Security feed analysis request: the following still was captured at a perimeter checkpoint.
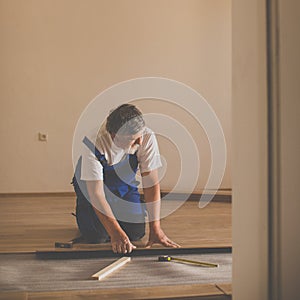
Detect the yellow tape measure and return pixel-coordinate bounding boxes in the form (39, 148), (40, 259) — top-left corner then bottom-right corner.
(158, 255), (218, 268)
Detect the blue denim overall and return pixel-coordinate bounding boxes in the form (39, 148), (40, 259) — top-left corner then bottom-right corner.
(72, 137), (146, 243)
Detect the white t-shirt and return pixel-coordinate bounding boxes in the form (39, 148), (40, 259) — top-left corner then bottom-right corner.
(80, 123), (162, 181)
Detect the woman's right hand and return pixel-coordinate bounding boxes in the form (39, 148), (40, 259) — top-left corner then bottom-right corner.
(110, 230), (136, 254)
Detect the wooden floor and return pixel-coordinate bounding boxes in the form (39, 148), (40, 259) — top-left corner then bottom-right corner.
(0, 195), (232, 299)
(0, 195), (231, 252)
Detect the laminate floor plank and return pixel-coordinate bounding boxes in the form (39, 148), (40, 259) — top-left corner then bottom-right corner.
(26, 284), (224, 300)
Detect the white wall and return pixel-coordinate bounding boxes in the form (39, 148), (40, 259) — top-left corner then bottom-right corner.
(0, 0), (231, 193)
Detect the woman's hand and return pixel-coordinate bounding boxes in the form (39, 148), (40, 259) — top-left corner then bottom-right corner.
(110, 230), (136, 254)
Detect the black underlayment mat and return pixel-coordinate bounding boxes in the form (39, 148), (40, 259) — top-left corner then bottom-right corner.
(0, 253), (231, 292)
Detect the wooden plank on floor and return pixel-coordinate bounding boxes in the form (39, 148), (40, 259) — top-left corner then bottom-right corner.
(216, 283), (232, 295)
(35, 246), (232, 259)
(91, 256), (131, 280)
(27, 284), (224, 300)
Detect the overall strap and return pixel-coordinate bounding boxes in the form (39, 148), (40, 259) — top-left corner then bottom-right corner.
(82, 136), (108, 167)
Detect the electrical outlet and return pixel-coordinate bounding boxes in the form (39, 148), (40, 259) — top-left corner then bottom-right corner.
(38, 132), (48, 142)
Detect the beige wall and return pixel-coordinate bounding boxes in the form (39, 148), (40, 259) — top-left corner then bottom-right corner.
(0, 0), (231, 193)
(278, 0), (300, 298)
(232, 0), (269, 299)
(233, 0), (300, 299)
